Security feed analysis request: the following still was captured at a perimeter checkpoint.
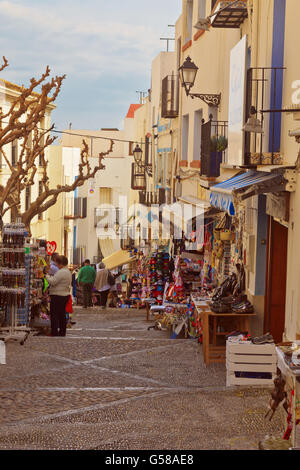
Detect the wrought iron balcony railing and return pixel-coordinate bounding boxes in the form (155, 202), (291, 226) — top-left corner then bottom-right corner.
(201, 117), (228, 178)
(210, 0), (248, 29)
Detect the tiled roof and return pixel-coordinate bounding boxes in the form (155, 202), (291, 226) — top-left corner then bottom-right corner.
(126, 103), (141, 118)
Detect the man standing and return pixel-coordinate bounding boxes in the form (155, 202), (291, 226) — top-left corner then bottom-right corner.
(78, 260), (96, 309)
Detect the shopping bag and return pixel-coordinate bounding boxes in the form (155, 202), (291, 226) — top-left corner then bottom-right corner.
(66, 295), (73, 314)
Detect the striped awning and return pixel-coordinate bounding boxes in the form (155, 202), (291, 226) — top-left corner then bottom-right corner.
(102, 250), (136, 270)
(210, 170), (287, 216)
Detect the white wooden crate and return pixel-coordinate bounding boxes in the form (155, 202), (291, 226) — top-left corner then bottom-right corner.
(226, 341), (277, 387)
(0, 340), (5, 365)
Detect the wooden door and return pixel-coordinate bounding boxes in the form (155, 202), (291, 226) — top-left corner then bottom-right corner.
(264, 218), (288, 343)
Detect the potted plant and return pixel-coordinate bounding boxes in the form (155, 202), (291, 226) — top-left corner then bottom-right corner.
(210, 135), (228, 177)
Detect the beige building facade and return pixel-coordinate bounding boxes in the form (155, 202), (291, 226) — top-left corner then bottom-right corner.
(0, 78), (65, 251)
(131, 0), (300, 341)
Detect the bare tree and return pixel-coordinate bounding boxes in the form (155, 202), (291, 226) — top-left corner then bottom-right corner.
(0, 57), (114, 232)
(21, 139), (113, 231)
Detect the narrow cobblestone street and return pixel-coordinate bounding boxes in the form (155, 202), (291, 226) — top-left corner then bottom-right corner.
(0, 308), (284, 450)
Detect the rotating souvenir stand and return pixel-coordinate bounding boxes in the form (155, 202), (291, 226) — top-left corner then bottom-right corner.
(0, 224), (31, 344)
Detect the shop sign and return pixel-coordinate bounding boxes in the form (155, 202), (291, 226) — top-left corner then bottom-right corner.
(228, 35), (248, 166)
(46, 241), (57, 255)
(266, 193), (290, 223)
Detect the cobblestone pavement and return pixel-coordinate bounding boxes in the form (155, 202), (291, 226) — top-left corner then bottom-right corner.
(0, 307), (284, 450)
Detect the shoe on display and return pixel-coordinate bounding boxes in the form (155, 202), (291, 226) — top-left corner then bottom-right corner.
(252, 333), (274, 345)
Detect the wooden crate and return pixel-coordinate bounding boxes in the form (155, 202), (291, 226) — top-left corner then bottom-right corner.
(0, 340), (5, 365)
(226, 341), (277, 387)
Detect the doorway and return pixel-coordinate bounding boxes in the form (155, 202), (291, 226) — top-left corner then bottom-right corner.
(264, 217), (288, 343)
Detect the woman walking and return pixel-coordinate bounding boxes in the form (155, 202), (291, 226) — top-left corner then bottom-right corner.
(47, 255), (72, 337)
(94, 262), (111, 309)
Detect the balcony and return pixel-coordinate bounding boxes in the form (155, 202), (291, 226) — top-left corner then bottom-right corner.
(211, 1), (248, 29)
(131, 162), (146, 191)
(200, 118), (228, 178)
(139, 191), (159, 206)
(64, 197), (87, 220)
(244, 67), (285, 166)
(161, 75), (179, 119)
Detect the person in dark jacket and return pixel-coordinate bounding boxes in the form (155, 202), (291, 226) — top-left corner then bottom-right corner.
(78, 260), (96, 308)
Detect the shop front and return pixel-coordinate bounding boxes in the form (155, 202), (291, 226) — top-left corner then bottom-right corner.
(209, 169), (295, 341)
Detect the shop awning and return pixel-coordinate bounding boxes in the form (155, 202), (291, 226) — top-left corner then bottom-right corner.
(99, 238), (119, 259)
(210, 170), (288, 216)
(178, 196), (211, 210)
(102, 250), (137, 270)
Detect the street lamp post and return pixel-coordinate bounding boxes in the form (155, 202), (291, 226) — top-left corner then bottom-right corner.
(133, 144), (152, 177)
(178, 56), (221, 107)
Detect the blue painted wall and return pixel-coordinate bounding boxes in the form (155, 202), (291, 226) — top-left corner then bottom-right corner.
(268, 0), (286, 153)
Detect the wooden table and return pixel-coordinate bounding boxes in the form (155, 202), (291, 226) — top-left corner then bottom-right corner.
(200, 310), (255, 366)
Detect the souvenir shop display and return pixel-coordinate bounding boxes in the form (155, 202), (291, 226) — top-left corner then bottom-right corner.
(29, 241), (51, 330)
(0, 223), (31, 344)
(0, 224), (53, 343)
(146, 251), (171, 305)
(129, 273), (143, 305)
(274, 342), (300, 448)
(210, 264), (253, 314)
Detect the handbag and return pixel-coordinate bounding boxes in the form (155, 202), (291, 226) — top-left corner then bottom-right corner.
(66, 295), (73, 314)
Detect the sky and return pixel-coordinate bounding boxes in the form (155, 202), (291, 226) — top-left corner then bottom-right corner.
(0, 0), (182, 131)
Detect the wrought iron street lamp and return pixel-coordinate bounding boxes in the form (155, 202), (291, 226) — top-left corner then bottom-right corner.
(133, 144), (143, 164)
(132, 144), (153, 177)
(179, 57), (221, 107)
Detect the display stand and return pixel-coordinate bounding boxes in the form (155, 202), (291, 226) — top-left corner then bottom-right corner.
(199, 308), (255, 366)
(276, 347), (300, 449)
(0, 224), (31, 345)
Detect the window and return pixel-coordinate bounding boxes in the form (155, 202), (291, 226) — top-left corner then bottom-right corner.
(39, 153), (43, 167)
(39, 128), (45, 166)
(156, 152), (172, 188)
(182, 115), (189, 161)
(25, 186), (31, 211)
(38, 181), (43, 220)
(82, 197), (87, 219)
(27, 132), (32, 151)
(166, 152), (172, 187)
(157, 154), (163, 186)
(145, 136), (150, 165)
(99, 187), (112, 205)
(129, 142), (134, 156)
(12, 140), (18, 167)
(193, 110), (203, 161)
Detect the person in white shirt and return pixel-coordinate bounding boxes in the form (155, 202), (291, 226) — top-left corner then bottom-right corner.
(94, 263), (112, 309)
(47, 255), (72, 337)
